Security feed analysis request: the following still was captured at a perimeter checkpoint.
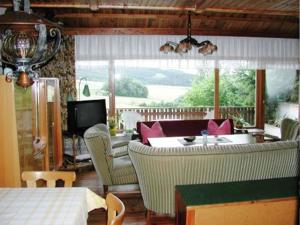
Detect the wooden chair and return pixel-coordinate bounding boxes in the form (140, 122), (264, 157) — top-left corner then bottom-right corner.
(21, 171), (76, 187)
(106, 193), (125, 225)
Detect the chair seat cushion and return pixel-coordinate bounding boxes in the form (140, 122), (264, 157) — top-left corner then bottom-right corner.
(112, 155), (136, 177)
(111, 155), (138, 184)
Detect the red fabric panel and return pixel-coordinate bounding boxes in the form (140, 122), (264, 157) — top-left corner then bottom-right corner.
(136, 119), (234, 141)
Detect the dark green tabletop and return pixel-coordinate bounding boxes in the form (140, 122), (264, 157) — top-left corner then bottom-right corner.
(176, 177), (298, 206)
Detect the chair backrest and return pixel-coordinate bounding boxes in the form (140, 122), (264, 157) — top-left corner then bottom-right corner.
(121, 111), (143, 131)
(106, 193), (125, 225)
(280, 118), (300, 141)
(21, 171), (76, 187)
(97, 123), (110, 135)
(84, 124), (114, 186)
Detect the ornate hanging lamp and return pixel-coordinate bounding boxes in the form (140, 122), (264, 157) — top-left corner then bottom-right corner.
(0, 0), (61, 88)
(160, 11), (217, 55)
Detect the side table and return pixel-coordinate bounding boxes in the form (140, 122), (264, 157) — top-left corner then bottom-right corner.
(63, 132), (92, 171)
(175, 177), (297, 225)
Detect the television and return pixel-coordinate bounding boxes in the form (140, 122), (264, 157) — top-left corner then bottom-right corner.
(67, 99), (107, 136)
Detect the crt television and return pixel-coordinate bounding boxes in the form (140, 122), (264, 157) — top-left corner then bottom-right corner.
(67, 99), (107, 136)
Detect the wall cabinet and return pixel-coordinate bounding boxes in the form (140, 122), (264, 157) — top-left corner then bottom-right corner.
(0, 76), (63, 187)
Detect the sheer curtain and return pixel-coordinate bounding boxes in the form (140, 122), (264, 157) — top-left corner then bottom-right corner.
(75, 35), (299, 69)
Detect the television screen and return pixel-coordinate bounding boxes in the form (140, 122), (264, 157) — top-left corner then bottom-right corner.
(67, 99), (107, 136)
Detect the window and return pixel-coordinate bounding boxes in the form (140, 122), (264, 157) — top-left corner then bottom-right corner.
(112, 59), (217, 120)
(114, 59), (204, 108)
(75, 60), (109, 105)
(219, 68), (256, 127)
(265, 69), (299, 137)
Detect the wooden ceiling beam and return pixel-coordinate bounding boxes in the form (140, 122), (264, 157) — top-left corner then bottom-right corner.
(54, 12), (298, 23)
(55, 13), (160, 19)
(204, 7), (298, 17)
(63, 27), (298, 38)
(0, 2), (297, 17)
(0, 2), (196, 11)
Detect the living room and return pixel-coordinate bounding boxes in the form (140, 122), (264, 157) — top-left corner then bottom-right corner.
(0, 1), (299, 225)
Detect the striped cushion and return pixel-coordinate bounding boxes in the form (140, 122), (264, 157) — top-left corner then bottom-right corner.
(128, 140), (299, 215)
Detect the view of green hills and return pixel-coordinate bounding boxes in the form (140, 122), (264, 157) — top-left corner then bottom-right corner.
(76, 65), (195, 86)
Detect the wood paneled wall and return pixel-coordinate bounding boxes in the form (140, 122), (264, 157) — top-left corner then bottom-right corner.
(0, 76), (21, 187)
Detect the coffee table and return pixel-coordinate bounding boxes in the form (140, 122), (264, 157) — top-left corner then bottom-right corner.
(148, 134), (257, 148)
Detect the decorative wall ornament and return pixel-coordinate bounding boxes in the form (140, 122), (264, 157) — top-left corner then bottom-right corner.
(0, 0), (61, 88)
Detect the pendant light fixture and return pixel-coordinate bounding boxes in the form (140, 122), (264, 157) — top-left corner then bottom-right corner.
(160, 11), (217, 55)
(0, 0), (61, 88)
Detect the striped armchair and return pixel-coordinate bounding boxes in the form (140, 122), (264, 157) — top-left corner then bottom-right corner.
(280, 118), (300, 141)
(84, 124), (138, 194)
(128, 140), (299, 215)
(95, 123), (129, 157)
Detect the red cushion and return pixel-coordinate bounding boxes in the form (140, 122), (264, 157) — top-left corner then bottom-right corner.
(208, 119), (231, 135)
(140, 121), (165, 144)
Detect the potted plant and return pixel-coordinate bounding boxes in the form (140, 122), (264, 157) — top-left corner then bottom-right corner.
(108, 117), (117, 136)
(230, 113), (249, 129)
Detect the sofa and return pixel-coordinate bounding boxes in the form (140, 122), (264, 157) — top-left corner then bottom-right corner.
(136, 119), (234, 141)
(128, 140), (299, 215)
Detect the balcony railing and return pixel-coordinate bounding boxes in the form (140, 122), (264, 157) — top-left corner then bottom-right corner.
(116, 106), (255, 125)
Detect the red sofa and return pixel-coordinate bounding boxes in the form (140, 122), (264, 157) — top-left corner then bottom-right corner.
(136, 119), (234, 141)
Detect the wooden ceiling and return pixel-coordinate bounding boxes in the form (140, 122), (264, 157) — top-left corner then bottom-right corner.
(0, 0), (299, 38)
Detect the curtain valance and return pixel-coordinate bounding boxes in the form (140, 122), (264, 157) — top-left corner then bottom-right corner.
(75, 35), (299, 69)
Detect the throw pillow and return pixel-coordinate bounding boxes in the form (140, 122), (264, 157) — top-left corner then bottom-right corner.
(207, 119), (231, 135)
(140, 121), (165, 144)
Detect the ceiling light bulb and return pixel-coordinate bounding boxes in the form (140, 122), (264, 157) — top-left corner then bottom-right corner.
(159, 43), (174, 53)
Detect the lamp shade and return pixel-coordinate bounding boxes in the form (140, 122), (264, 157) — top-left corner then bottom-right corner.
(82, 84), (90, 97)
(0, 0), (61, 88)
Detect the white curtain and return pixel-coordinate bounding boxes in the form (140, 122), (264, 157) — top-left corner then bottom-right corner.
(75, 35), (299, 69)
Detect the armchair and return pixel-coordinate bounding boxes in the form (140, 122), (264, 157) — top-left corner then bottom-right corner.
(96, 123), (129, 158)
(280, 118), (300, 141)
(84, 124), (138, 194)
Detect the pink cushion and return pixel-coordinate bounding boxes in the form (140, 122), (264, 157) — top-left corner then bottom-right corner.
(207, 119), (231, 135)
(140, 121), (165, 144)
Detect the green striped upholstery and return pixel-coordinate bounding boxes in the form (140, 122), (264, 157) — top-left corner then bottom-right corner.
(84, 124), (138, 187)
(128, 140), (299, 215)
(281, 118), (300, 141)
(95, 123), (129, 157)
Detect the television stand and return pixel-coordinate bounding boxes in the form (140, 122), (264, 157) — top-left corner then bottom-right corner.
(62, 133), (92, 171)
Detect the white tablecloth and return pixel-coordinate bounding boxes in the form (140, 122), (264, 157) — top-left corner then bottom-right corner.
(0, 188), (106, 225)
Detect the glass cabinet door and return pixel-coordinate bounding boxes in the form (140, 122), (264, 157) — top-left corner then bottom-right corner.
(15, 78), (63, 175)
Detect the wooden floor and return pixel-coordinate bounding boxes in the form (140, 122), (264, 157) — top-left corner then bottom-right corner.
(73, 169), (175, 225)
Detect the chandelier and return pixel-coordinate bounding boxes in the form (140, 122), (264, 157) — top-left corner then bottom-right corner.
(0, 0), (61, 88)
(160, 11), (217, 55)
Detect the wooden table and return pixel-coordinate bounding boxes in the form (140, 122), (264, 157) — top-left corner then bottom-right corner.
(148, 134), (257, 148)
(0, 187), (106, 225)
(175, 177), (298, 225)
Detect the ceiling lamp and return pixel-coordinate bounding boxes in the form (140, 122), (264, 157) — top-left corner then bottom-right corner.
(0, 0), (61, 88)
(159, 11), (217, 55)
